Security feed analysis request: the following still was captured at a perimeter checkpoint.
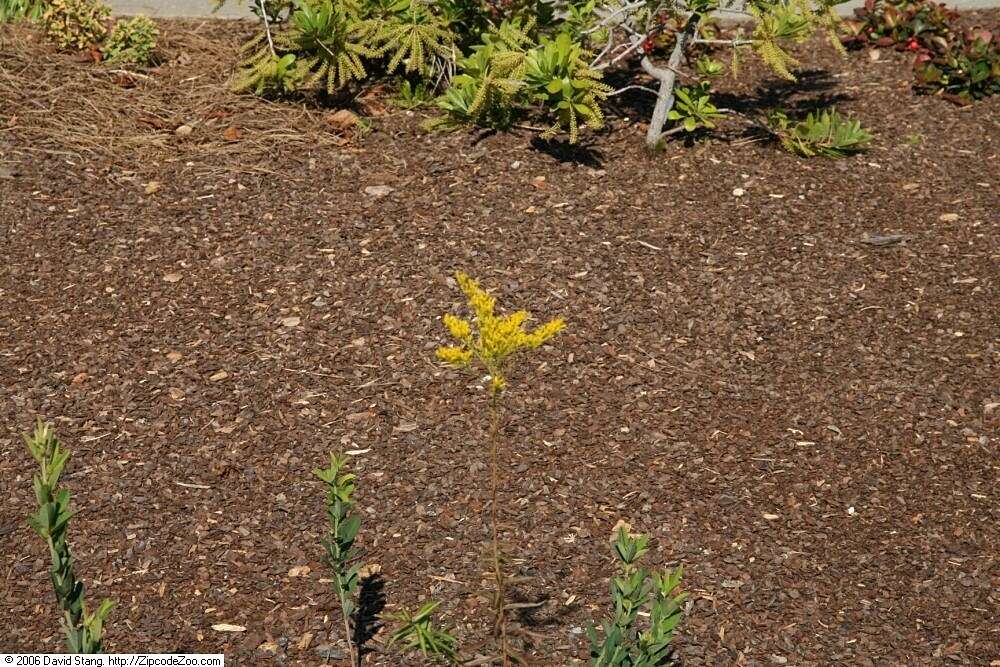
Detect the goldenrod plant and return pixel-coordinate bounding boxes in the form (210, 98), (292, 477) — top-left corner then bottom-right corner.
(42, 0), (111, 50)
(25, 421), (114, 654)
(437, 271), (565, 666)
(315, 453), (364, 667)
(587, 527), (686, 666)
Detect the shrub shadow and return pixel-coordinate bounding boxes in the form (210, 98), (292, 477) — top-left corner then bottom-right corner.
(529, 136), (604, 167)
(604, 66), (854, 135)
(712, 68), (854, 116)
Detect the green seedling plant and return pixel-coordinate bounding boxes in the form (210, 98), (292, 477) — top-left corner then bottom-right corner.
(667, 82), (723, 133)
(587, 527), (686, 666)
(318, 452), (462, 665)
(102, 15), (159, 65)
(392, 79), (436, 108)
(25, 421), (114, 653)
(388, 601), (461, 664)
(315, 453), (365, 667)
(769, 108), (873, 157)
(437, 271), (565, 666)
(694, 56), (725, 77)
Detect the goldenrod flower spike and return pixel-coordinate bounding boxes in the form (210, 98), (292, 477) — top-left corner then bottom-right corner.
(456, 271), (497, 323)
(437, 346), (474, 367)
(436, 272), (565, 394)
(443, 314), (473, 342)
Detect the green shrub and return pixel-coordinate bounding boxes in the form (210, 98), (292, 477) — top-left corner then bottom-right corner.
(667, 82), (724, 133)
(769, 108), (873, 157)
(840, 0), (955, 52)
(103, 16), (159, 64)
(433, 25), (610, 141)
(227, 0), (858, 146)
(388, 601), (460, 664)
(914, 28), (1000, 102)
(234, 0), (382, 95)
(25, 422), (114, 654)
(42, 0), (111, 50)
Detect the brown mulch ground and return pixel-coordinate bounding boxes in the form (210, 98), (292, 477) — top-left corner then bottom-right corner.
(1, 13), (999, 666)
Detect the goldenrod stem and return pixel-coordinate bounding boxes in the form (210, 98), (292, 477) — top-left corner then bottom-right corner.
(488, 390), (509, 667)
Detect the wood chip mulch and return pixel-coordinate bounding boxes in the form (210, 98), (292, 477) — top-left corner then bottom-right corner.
(1, 14), (998, 666)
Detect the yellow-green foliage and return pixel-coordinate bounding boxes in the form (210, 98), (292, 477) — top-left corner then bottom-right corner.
(234, 0), (459, 94)
(235, 0), (381, 95)
(42, 0), (110, 50)
(376, 4), (454, 76)
(770, 108), (873, 157)
(437, 272), (565, 394)
(103, 16), (158, 64)
(233, 50), (304, 94)
(434, 20), (609, 144)
(750, 1), (818, 80)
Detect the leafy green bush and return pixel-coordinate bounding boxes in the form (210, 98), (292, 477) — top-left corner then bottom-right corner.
(840, 0), (955, 52)
(234, 0), (455, 95)
(769, 108), (873, 157)
(25, 422), (114, 654)
(103, 16), (159, 64)
(588, 527), (686, 666)
(228, 0), (857, 146)
(42, 0), (111, 50)
(433, 25), (611, 141)
(914, 28), (1000, 102)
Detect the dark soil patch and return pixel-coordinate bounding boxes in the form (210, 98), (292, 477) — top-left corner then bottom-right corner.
(1, 14), (999, 666)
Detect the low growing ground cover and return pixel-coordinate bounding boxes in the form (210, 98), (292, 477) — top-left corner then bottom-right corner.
(0, 13), (998, 664)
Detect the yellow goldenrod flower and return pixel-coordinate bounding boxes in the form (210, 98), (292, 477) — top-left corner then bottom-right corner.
(436, 271), (565, 394)
(443, 314), (473, 342)
(490, 375), (507, 394)
(526, 318), (566, 348)
(437, 346), (473, 367)
(456, 272), (497, 323)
